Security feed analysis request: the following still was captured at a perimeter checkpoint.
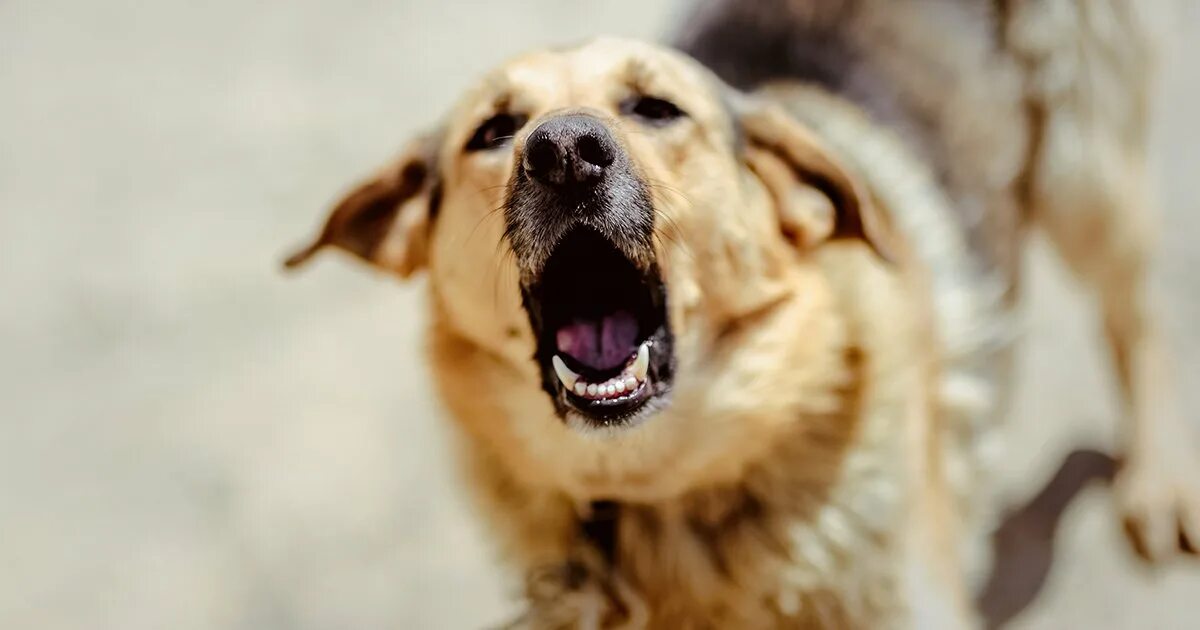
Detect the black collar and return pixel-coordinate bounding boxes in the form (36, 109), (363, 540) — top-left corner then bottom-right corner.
(579, 500), (621, 565)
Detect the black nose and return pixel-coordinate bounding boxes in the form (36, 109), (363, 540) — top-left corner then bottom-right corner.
(522, 114), (618, 190)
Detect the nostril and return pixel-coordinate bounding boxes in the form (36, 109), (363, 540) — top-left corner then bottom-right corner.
(575, 134), (614, 169)
(524, 136), (560, 179)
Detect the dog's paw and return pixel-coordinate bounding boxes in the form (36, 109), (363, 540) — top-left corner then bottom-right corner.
(1115, 450), (1200, 563)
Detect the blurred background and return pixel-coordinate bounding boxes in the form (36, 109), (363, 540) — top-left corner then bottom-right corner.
(2, 1), (1198, 628)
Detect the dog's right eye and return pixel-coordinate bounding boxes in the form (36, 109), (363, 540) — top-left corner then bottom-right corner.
(465, 113), (527, 151)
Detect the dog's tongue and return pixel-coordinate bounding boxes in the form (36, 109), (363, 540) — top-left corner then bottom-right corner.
(555, 310), (638, 371)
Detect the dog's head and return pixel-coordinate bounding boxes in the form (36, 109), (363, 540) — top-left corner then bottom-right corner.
(288, 39), (893, 498)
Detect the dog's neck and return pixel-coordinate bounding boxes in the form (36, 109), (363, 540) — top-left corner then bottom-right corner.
(513, 388), (912, 628)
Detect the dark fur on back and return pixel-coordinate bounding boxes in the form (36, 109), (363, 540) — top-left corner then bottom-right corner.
(673, 0), (1024, 281)
(674, 0), (911, 131)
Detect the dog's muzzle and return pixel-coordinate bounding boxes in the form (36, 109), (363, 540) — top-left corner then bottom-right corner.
(504, 113), (656, 279)
(504, 113), (674, 429)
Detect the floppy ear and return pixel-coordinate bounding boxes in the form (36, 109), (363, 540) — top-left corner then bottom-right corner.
(284, 132), (441, 277)
(738, 102), (895, 262)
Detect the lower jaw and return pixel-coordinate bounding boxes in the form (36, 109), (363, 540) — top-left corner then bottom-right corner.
(568, 378), (649, 407)
(560, 389), (663, 430)
(561, 379), (654, 426)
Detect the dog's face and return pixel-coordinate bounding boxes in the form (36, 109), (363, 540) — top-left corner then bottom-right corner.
(289, 38), (890, 498)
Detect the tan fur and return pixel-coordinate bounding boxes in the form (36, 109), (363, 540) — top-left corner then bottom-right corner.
(287, 2), (1200, 626)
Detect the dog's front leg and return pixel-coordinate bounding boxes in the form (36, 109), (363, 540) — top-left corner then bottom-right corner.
(896, 524), (981, 630)
(1012, 0), (1200, 560)
(1033, 160), (1200, 562)
(897, 393), (981, 630)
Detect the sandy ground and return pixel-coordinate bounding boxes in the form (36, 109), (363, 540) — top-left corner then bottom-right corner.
(2, 1), (1198, 628)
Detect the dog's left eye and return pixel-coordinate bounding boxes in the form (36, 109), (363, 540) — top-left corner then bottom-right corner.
(621, 95), (687, 125)
(466, 113), (528, 151)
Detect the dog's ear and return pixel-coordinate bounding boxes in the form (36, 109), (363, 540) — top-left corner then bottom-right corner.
(284, 132), (441, 278)
(737, 102), (894, 262)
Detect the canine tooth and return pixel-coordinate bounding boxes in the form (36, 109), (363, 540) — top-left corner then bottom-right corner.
(624, 377), (638, 390)
(574, 381), (587, 396)
(615, 380), (626, 393)
(587, 383), (599, 397)
(606, 384), (617, 397)
(552, 355), (579, 389)
(632, 342), (650, 380)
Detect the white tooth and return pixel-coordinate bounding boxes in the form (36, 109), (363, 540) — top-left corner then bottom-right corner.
(552, 355), (579, 389)
(587, 383), (599, 397)
(615, 380), (626, 393)
(574, 381), (587, 396)
(624, 377), (638, 391)
(632, 342), (650, 381)
(606, 384), (616, 397)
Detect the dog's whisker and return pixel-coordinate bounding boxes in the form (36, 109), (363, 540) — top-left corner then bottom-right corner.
(476, 183), (511, 194)
(490, 254), (505, 310)
(651, 210), (695, 263)
(465, 203), (508, 247)
(481, 235), (518, 307)
(645, 179), (693, 207)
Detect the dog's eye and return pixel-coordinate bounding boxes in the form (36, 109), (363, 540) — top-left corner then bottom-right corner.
(621, 96), (687, 125)
(465, 113), (528, 151)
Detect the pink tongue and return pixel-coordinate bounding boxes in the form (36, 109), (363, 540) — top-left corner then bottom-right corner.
(555, 311), (639, 371)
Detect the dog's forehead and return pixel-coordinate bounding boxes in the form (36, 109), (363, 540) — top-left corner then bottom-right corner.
(454, 38), (720, 117)
(558, 37), (706, 84)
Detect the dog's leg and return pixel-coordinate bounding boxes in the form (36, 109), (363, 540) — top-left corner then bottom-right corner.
(899, 502), (982, 629)
(1011, 0), (1200, 564)
(1028, 131), (1200, 562)
(1010, 0), (1200, 564)
(900, 390), (981, 630)
(1088, 225), (1200, 563)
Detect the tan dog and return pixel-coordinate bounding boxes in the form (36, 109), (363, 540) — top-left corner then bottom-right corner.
(286, 0), (1199, 626)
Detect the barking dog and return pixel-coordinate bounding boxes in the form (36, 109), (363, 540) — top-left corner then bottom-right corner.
(287, 1), (1200, 626)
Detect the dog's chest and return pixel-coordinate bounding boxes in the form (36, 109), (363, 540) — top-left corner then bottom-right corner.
(586, 464), (907, 627)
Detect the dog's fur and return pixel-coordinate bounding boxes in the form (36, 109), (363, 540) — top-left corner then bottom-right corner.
(287, 1), (1200, 627)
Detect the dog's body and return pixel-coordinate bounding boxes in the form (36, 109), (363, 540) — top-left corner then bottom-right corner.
(288, 1), (1199, 627)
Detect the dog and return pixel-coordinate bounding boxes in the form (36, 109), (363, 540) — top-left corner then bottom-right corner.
(286, 0), (1200, 626)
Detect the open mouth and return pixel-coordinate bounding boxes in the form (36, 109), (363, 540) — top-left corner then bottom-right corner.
(523, 227), (674, 427)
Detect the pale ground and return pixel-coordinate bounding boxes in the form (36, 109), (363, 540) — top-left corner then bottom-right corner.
(2, 1), (1198, 628)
